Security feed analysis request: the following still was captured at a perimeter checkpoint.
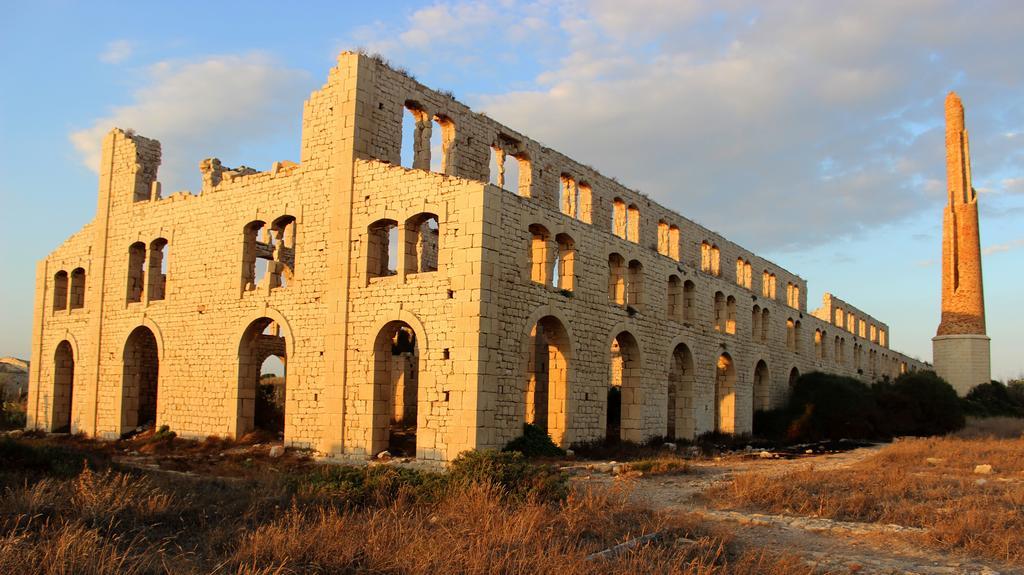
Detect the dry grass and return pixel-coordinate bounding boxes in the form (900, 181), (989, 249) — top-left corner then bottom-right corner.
(711, 435), (1024, 565)
(624, 454), (690, 475)
(955, 416), (1024, 439)
(0, 436), (819, 575)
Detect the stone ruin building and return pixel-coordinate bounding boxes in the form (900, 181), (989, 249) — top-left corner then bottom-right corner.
(26, 52), (927, 461)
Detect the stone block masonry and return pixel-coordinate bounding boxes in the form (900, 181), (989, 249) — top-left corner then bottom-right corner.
(25, 52), (927, 461)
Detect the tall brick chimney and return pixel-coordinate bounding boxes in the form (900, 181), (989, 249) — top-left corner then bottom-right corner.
(933, 92), (991, 395)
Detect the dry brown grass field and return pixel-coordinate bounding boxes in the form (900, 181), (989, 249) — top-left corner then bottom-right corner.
(0, 432), (815, 575)
(711, 429), (1024, 566)
(2, 417), (1023, 574)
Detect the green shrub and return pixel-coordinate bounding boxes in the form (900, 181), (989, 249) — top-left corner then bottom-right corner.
(786, 372), (881, 441)
(873, 371), (965, 436)
(300, 464), (445, 506)
(0, 437), (104, 486)
(0, 401), (26, 430)
(752, 408), (790, 439)
(962, 381), (1024, 418)
(448, 450), (566, 502)
(503, 423), (565, 458)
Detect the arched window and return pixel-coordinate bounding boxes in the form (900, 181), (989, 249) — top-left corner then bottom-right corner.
(835, 307), (845, 327)
(626, 259), (644, 309)
(432, 114), (456, 174)
(560, 174), (577, 218)
(401, 102), (429, 170)
(701, 242), (712, 272)
(814, 329), (823, 358)
(53, 270), (68, 311)
(69, 268), (85, 309)
(657, 220), (670, 256)
(528, 224), (552, 285)
(794, 320), (802, 354)
(489, 146), (530, 196)
(870, 325), (878, 343)
(859, 319), (867, 338)
(667, 275), (682, 321)
(554, 233), (575, 291)
(736, 259), (745, 286)
(668, 225), (680, 261)
(710, 245), (720, 276)
(714, 291), (726, 332)
(126, 242), (146, 303)
(577, 182), (593, 223)
(879, 329), (887, 347)
(762, 271), (771, 297)
(834, 335), (842, 363)
(786, 318), (796, 351)
(752, 305), (761, 340)
(761, 307), (770, 342)
(405, 213), (440, 274)
(612, 198), (627, 238)
(683, 280), (696, 321)
(725, 295), (737, 334)
(367, 219), (398, 280)
(608, 253), (625, 304)
(626, 204), (640, 243)
(147, 239), (168, 301)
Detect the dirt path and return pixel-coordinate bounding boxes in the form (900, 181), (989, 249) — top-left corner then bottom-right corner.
(576, 448), (1019, 575)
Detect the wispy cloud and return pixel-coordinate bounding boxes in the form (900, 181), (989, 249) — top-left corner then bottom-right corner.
(69, 53), (311, 192)
(983, 238), (1024, 256)
(100, 39), (134, 64)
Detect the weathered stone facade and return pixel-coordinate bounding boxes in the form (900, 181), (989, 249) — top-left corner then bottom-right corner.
(26, 52), (926, 460)
(933, 92), (990, 395)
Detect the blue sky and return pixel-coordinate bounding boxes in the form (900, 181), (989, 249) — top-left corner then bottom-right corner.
(1, 0), (1022, 379)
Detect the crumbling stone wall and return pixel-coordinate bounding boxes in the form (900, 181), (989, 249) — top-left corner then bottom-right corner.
(27, 52), (927, 460)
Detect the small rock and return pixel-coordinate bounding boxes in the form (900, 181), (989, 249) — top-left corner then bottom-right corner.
(925, 457), (945, 465)
(8, 430), (23, 438)
(565, 448), (575, 457)
(975, 478), (988, 486)
(686, 446), (701, 457)
(663, 442), (677, 451)
(805, 449), (813, 454)
(268, 445), (284, 458)
(759, 450), (773, 459)
(376, 450), (391, 460)
(611, 464), (624, 475)
(974, 464), (993, 474)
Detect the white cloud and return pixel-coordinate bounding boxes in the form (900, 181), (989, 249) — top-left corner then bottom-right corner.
(100, 39), (134, 64)
(467, 0), (1024, 249)
(69, 53), (311, 193)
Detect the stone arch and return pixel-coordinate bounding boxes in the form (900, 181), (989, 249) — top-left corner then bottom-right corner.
(522, 314), (573, 446)
(715, 352), (737, 434)
(236, 315), (293, 440)
(405, 212), (440, 274)
(120, 325), (161, 434)
(666, 341), (696, 440)
(371, 320), (423, 457)
(753, 359), (771, 412)
(788, 366), (801, 389)
(607, 329), (643, 443)
(52, 340), (75, 433)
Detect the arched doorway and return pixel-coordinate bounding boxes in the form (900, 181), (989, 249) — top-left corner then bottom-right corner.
(667, 343), (695, 440)
(525, 316), (571, 446)
(753, 360), (771, 412)
(238, 318), (289, 440)
(715, 353), (736, 434)
(372, 321), (420, 457)
(608, 331), (642, 442)
(789, 367), (801, 389)
(53, 341), (74, 432)
(122, 326), (159, 433)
